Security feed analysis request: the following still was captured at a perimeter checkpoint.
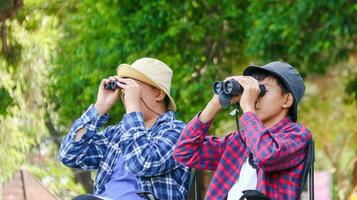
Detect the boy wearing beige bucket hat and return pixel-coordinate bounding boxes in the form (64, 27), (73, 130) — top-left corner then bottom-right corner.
(59, 58), (190, 200)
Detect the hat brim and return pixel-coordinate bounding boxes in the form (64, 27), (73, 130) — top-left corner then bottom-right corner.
(243, 65), (298, 122)
(117, 64), (177, 111)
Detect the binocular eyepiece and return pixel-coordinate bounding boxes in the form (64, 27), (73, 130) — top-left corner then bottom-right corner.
(104, 80), (121, 90)
(212, 79), (266, 108)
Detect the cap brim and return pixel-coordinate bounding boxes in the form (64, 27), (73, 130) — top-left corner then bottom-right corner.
(117, 64), (177, 111)
(244, 65), (298, 122)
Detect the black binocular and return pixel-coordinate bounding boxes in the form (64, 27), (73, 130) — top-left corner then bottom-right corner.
(212, 79), (266, 108)
(104, 80), (121, 90)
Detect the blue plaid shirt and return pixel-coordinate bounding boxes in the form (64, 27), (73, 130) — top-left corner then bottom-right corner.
(58, 105), (190, 200)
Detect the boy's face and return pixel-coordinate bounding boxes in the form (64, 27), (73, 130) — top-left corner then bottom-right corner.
(255, 77), (292, 122)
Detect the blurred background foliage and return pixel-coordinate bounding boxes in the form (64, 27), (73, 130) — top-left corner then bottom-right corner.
(0, 0), (356, 199)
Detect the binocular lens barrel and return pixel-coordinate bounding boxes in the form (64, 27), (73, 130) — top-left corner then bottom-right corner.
(224, 80), (243, 96)
(104, 81), (120, 90)
(213, 79), (266, 97)
(213, 81), (224, 95)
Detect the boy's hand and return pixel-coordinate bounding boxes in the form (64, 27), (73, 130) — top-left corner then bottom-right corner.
(94, 76), (121, 115)
(227, 76), (260, 113)
(117, 78), (142, 113)
(199, 75), (260, 122)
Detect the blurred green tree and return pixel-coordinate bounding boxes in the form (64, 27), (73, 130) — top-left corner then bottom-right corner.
(1, 0), (356, 199)
(0, 0), (86, 199)
(48, 1), (357, 197)
(50, 0), (357, 128)
(300, 58), (357, 199)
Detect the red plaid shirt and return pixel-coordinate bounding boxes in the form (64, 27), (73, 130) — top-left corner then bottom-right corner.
(173, 112), (312, 200)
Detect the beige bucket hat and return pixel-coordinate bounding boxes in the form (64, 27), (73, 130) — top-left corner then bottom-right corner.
(117, 57), (177, 111)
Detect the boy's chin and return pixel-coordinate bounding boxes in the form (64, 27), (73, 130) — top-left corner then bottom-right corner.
(255, 111), (267, 122)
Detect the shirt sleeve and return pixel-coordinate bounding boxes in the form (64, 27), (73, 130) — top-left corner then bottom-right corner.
(58, 104), (114, 170)
(173, 113), (232, 171)
(240, 112), (312, 172)
(118, 111), (185, 177)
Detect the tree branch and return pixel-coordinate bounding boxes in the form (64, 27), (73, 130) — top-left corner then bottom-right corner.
(0, 21), (9, 56)
(0, 0), (24, 22)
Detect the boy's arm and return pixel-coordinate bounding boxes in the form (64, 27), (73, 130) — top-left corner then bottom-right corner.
(173, 114), (231, 170)
(173, 96), (231, 170)
(240, 112), (311, 172)
(58, 105), (114, 170)
(118, 112), (186, 177)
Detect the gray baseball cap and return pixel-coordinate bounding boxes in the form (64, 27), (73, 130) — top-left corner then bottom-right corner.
(243, 61), (305, 122)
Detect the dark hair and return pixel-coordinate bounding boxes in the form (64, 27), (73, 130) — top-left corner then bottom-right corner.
(250, 70), (289, 94)
(164, 95), (170, 109)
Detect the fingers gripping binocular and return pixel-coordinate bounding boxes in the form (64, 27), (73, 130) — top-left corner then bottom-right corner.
(213, 79), (266, 108)
(104, 81), (121, 90)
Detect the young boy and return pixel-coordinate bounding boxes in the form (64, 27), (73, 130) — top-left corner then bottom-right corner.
(59, 58), (190, 200)
(173, 61), (312, 200)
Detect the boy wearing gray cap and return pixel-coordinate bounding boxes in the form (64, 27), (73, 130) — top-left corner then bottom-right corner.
(174, 61), (312, 200)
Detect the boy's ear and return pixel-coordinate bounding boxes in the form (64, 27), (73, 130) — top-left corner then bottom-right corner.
(282, 93), (294, 109)
(155, 89), (166, 102)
